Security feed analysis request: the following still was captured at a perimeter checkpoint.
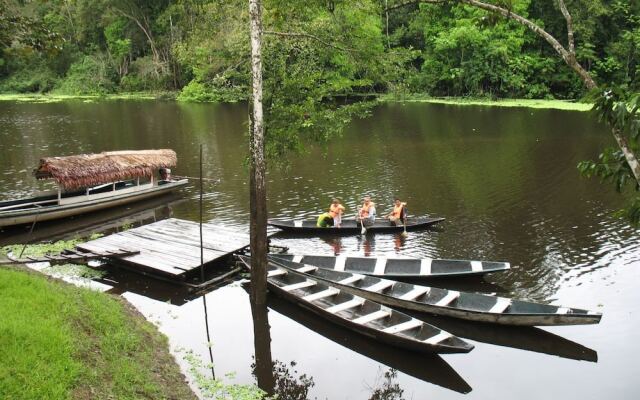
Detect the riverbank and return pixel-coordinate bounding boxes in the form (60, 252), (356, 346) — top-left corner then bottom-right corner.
(0, 92), (177, 103)
(377, 94), (593, 111)
(0, 92), (593, 111)
(0, 266), (197, 400)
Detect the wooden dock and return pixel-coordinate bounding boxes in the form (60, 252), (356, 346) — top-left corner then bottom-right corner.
(77, 218), (251, 278)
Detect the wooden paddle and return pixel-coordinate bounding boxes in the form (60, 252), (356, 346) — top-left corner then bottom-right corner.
(401, 209), (408, 238)
(357, 202), (366, 234)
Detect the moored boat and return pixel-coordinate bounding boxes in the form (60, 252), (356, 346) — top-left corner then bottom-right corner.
(237, 256), (474, 353)
(271, 253), (510, 278)
(0, 150), (188, 228)
(270, 257), (603, 326)
(268, 216), (444, 234)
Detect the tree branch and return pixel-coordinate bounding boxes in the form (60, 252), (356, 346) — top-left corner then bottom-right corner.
(557, 0), (575, 56)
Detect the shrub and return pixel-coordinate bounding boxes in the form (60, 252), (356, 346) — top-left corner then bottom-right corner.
(0, 64), (58, 93)
(54, 54), (115, 95)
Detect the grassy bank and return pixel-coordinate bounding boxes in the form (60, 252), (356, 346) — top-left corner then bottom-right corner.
(378, 93), (593, 111)
(1, 91), (593, 111)
(0, 267), (197, 400)
(0, 92), (177, 103)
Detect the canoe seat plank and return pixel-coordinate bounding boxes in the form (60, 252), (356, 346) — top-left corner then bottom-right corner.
(399, 287), (430, 301)
(424, 331), (452, 345)
(382, 319), (423, 334)
(434, 291), (460, 307)
(353, 310), (391, 325)
(326, 298), (365, 314)
(281, 280), (316, 292)
(303, 288), (340, 302)
(489, 298), (511, 313)
(268, 269), (288, 278)
(363, 280), (395, 293)
(338, 275), (365, 285)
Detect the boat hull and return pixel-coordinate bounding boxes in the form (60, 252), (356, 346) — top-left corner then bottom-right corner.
(238, 256), (473, 353)
(0, 180), (188, 228)
(271, 254), (510, 278)
(270, 257), (602, 326)
(268, 216), (445, 234)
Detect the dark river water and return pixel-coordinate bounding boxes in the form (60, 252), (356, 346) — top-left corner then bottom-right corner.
(1, 100), (638, 399)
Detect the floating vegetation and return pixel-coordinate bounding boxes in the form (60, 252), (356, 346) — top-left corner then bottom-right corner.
(1, 234), (105, 279)
(181, 349), (267, 400)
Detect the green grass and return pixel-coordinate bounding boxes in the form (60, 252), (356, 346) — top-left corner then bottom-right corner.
(0, 268), (196, 400)
(379, 93), (593, 111)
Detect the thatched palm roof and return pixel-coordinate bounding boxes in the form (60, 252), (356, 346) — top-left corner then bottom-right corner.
(34, 149), (177, 190)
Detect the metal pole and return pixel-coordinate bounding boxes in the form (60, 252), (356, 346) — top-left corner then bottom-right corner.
(199, 144), (215, 378)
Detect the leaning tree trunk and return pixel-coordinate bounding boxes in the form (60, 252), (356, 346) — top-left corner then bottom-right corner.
(387, 0), (638, 186)
(249, 0), (269, 306)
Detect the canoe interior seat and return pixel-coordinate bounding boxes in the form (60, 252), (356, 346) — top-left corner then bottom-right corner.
(423, 331), (452, 345)
(303, 288), (340, 302)
(434, 291), (460, 307)
(352, 310), (391, 325)
(362, 280), (395, 293)
(489, 298), (511, 313)
(268, 269), (288, 278)
(280, 280), (316, 292)
(398, 287), (430, 301)
(326, 298), (365, 314)
(382, 319), (423, 335)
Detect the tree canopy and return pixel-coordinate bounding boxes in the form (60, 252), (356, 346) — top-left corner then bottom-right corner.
(1, 0), (638, 100)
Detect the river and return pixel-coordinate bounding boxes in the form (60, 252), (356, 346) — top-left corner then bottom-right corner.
(0, 100), (638, 399)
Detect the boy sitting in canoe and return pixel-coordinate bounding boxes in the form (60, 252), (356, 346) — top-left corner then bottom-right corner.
(386, 198), (407, 226)
(358, 196), (376, 227)
(328, 198), (345, 228)
(316, 212), (334, 227)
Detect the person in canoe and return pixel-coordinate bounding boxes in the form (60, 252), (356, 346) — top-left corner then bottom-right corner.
(386, 198), (407, 226)
(358, 196), (376, 227)
(316, 212), (334, 227)
(328, 198), (345, 228)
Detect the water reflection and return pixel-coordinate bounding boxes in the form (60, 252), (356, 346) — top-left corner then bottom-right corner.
(415, 314), (597, 362)
(368, 369), (405, 400)
(266, 293), (472, 394)
(319, 236), (343, 255)
(250, 299), (275, 396)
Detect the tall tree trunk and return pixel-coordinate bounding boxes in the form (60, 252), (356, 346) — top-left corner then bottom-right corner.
(249, 0), (268, 306)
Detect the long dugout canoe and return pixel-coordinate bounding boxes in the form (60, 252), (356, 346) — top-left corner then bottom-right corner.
(268, 216), (445, 234)
(237, 256), (474, 353)
(271, 254), (510, 278)
(270, 257), (602, 326)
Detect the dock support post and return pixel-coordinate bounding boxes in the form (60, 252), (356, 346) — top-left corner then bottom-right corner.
(249, 0), (268, 307)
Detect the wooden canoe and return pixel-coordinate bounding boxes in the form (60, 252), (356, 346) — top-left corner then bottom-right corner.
(0, 179), (187, 228)
(270, 254), (510, 278)
(270, 257), (603, 326)
(268, 216), (445, 234)
(237, 256), (473, 353)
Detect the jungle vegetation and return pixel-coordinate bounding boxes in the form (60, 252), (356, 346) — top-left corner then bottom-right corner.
(1, 0), (638, 101)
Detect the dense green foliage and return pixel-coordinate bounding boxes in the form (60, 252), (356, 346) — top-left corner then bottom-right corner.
(1, 0), (638, 100)
(578, 89), (640, 224)
(0, 268), (196, 400)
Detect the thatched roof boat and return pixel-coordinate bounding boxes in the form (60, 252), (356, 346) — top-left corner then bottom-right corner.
(34, 149), (178, 190)
(1, 149), (187, 228)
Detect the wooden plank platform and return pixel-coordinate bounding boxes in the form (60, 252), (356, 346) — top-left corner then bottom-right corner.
(76, 218), (251, 277)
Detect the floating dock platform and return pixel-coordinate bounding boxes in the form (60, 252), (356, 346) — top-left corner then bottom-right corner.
(77, 218), (250, 279)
